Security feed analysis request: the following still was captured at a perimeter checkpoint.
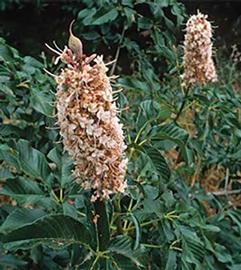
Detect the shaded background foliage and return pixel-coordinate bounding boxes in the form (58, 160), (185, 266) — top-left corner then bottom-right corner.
(1, 1), (241, 56)
(0, 1), (241, 269)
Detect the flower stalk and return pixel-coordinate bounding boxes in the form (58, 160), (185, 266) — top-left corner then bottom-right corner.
(177, 11), (218, 121)
(94, 199), (110, 252)
(46, 22), (128, 259)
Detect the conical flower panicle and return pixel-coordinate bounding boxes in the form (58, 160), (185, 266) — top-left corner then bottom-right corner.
(52, 43), (127, 201)
(182, 11), (217, 87)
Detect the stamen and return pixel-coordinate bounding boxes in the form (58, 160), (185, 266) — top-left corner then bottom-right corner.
(53, 41), (63, 53)
(109, 75), (119, 80)
(46, 126), (60, 130)
(105, 59), (116, 66)
(85, 54), (97, 65)
(45, 43), (61, 55)
(112, 88), (123, 94)
(43, 68), (56, 78)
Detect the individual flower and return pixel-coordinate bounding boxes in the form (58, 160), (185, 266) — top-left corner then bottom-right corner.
(47, 31), (127, 201)
(182, 11), (217, 87)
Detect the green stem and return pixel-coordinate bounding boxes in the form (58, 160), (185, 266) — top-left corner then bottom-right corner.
(134, 119), (152, 144)
(125, 217), (162, 232)
(110, 25), (126, 76)
(94, 199), (110, 252)
(90, 255), (100, 270)
(143, 243), (164, 249)
(113, 195), (123, 234)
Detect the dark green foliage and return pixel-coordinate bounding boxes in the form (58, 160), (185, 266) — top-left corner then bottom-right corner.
(1, 1), (241, 269)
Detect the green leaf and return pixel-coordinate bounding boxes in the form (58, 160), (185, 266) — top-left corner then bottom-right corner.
(1, 178), (43, 197)
(140, 100), (172, 121)
(158, 45), (176, 65)
(214, 244), (232, 264)
(2, 214), (91, 250)
(150, 123), (189, 163)
(137, 17), (152, 30)
(80, 8), (97, 25)
(117, 77), (149, 93)
(0, 144), (21, 171)
(124, 7), (136, 26)
(181, 228), (205, 266)
(47, 147), (61, 165)
(0, 254), (27, 269)
(231, 265), (241, 270)
(30, 88), (53, 116)
(201, 224), (221, 233)
(82, 31), (101, 41)
(109, 235), (146, 269)
(0, 169), (14, 180)
(143, 146), (171, 181)
(0, 84), (15, 97)
(0, 208), (47, 233)
(47, 147), (73, 187)
(92, 9), (118, 25)
(130, 213), (141, 250)
(63, 202), (78, 219)
(78, 7), (96, 20)
(0, 42), (15, 61)
(0, 177), (51, 206)
(165, 250), (177, 270)
(171, 4), (185, 26)
(227, 211), (241, 233)
(23, 56), (43, 69)
(17, 139), (50, 180)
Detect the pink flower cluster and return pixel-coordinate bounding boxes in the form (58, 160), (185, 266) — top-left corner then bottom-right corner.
(54, 47), (127, 200)
(182, 11), (217, 87)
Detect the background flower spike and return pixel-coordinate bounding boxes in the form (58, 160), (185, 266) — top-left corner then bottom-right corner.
(182, 11), (217, 87)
